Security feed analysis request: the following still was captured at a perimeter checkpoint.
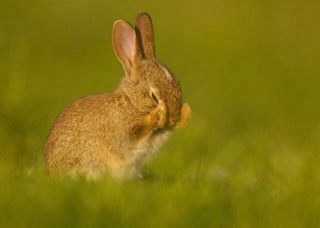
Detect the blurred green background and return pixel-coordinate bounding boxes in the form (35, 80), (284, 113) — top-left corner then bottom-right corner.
(1, 0), (320, 227)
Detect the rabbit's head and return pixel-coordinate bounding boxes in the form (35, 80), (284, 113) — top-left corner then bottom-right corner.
(113, 12), (182, 127)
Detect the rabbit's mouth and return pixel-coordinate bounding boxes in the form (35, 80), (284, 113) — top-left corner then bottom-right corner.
(168, 115), (178, 127)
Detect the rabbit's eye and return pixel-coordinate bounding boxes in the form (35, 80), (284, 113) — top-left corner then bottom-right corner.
(150, 91), (159, 105)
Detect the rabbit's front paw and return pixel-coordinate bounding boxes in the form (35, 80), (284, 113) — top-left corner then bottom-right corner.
(147, 101), (167, 130)
(157, 100), (167, 129)
(174, 103), (191, 128)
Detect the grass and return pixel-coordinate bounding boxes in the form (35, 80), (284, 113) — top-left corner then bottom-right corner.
(1, 0), (320, 227)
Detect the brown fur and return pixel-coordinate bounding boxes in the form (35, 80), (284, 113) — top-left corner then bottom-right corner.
(44, 12), (191, 179)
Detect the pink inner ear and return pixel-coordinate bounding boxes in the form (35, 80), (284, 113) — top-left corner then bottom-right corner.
(120, 28), (134, 63)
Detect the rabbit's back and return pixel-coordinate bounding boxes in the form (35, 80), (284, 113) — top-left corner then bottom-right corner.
(44, 92), (139, 177)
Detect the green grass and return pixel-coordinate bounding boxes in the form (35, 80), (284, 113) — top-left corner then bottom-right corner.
(1, 0), (320, 227)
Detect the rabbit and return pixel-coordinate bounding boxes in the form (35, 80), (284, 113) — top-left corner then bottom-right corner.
(44, 12), (191, 180)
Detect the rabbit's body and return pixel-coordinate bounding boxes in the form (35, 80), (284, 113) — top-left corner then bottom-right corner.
(44, 12), (191, 179)
(45, 90), (171, 179)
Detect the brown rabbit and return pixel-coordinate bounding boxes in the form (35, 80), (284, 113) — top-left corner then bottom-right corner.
(44, 12), (191, 179)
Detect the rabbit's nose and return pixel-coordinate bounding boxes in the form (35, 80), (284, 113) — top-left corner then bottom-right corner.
(169, 115), (179, 126)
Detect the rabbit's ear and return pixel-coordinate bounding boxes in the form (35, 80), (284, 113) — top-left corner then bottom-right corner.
(135, 12), (155, 59)
(112, 20), (140, 73)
